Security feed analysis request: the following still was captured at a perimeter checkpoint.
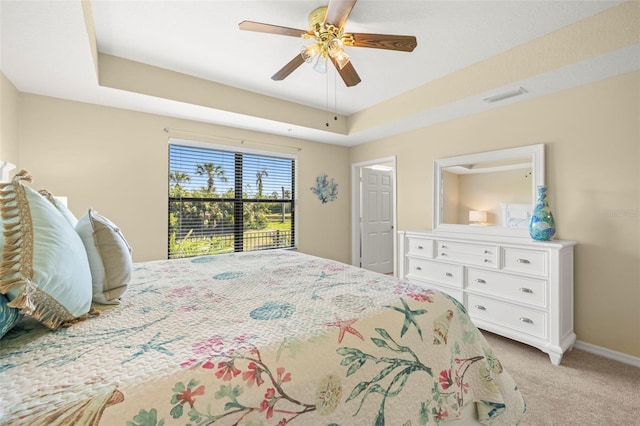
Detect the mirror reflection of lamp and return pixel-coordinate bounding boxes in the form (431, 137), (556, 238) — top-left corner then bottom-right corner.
(469, 210), (487, 226)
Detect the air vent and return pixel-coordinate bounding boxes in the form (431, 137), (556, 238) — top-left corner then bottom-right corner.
(483, 87), (528, 103)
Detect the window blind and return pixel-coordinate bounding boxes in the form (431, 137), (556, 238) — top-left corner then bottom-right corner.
(168, 142), (295, 259)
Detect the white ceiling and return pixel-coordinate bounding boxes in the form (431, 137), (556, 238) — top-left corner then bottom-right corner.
(1, 0), (636, 146)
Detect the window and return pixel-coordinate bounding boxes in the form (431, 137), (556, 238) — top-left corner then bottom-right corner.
(168, 140), (295, 259)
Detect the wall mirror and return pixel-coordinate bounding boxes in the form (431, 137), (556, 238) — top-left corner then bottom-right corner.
(433, 144), (545, 238)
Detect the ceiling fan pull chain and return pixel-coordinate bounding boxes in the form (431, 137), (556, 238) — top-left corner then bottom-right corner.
(325, 70), (330, 127)
(334, 69), (338, 122)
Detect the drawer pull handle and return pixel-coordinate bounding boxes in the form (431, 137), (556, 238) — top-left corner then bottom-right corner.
(475, 278), (486, 284)
(441, 245), (447, 249)
(484, 250), (491, 254)
(519, 287), (533, 294)
(417, 245), (423, 249)
(519, 317), (533, 324)
(444, 272), (453, 277)
(440, 253), (447, 257)
(475, 305), (486, 311)
(415, 266), (422, 271)
(517, 258), (531, 264)
(483, 259), (491, 263)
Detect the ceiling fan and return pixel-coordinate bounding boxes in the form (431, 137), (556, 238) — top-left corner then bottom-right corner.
(238, 0), (417, 87)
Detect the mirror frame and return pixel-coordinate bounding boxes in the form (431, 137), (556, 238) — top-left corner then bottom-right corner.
(433, 144), (545, 238)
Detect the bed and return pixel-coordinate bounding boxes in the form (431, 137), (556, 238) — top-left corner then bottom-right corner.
(1, 248), (525, 425)
(0, 170), (525, 425)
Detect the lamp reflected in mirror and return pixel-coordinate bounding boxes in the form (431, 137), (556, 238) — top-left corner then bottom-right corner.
(469, 210), (487, 226)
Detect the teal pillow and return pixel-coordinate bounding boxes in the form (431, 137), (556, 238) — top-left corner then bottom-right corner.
(0, 204), (18, 339)
(0, 170), (93, 329)
(0, 293), (19, 339)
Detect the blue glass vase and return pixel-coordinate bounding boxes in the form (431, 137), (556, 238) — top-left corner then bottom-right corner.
(529, 185), (556, 241)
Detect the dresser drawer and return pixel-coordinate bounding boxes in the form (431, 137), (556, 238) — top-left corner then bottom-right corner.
(466, 268), (547, 308)
(502, 248), (547, 276)
(407, 237), (434, 258)
(467, 294), (547, 339)
(406, 257), (463, 288)
(436, 240), (498, 268)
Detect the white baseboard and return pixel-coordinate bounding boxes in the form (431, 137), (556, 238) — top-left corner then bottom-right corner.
(574, 340), (640, 368)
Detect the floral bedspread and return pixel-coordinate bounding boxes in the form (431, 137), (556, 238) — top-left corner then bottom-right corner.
(0, 250), (525, 425)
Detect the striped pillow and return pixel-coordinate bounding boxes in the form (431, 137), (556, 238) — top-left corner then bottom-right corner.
(76, 208), (132, 304)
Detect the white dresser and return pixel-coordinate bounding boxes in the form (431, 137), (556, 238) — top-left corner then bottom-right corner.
(398, 230), (576, 365)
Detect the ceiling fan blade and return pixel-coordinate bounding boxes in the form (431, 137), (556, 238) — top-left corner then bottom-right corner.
(349, 33), (417, 52)
(324, 0), (357, 29)
(330, 57), (361, 87)
(271, 54), (306, 81)
(239, 21), (308, 38)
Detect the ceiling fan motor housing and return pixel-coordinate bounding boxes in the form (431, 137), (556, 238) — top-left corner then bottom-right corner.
(305, 6), (354, 54)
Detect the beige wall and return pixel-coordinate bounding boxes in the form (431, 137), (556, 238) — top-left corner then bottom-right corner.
(16, 94), (351, 264)
(350, 71), (640, 358)
(0, 71), (20, 164)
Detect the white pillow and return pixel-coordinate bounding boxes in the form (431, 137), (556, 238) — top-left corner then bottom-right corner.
(0, 170), (93, 329)
(76, 209), (132, 304)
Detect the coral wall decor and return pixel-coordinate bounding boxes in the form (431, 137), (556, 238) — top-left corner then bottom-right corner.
(310, 173), (338, 204)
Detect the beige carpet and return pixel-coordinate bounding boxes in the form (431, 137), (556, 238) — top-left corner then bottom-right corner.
(482, 332), (640, 425)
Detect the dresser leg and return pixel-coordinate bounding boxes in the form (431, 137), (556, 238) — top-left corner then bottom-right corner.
(548, 352), (563, 366)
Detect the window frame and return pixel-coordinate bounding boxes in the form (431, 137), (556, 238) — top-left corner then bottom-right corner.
(168, 138), (297, 258)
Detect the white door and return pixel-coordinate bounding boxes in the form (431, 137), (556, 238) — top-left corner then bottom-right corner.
(361, 167), (393, 274)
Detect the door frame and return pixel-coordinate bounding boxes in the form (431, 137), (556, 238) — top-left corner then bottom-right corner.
(351, 156), (398, 275)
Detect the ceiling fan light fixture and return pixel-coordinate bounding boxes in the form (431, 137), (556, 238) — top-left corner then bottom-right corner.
(301, 44), (321, 63)
(313, 55), (328, 73)
(328, 38), (344, 51)
(330, 49), (350, 69)
(327, 38), (350, 69)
